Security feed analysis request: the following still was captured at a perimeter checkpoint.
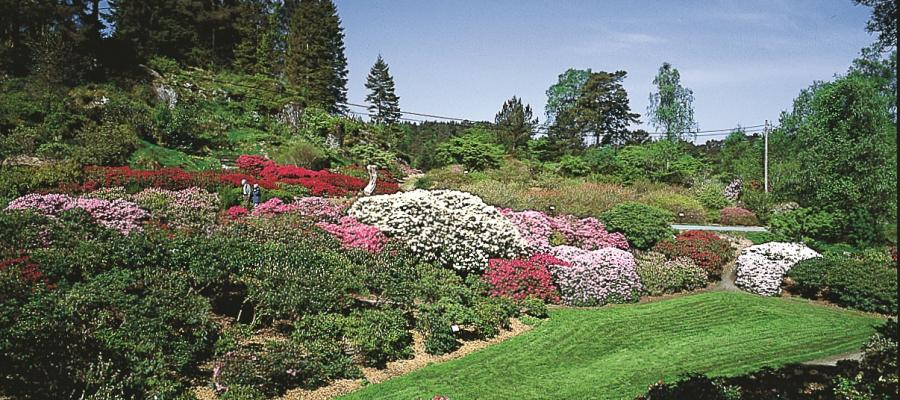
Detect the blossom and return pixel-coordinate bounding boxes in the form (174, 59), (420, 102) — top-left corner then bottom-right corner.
(484, 254), (564, 303)
(549, 246), (642, 306)
(734, 242), (820, 296)
(5, 193), (147, 234)
(316, 216), (387, 253)
(500, 209), (629, 252)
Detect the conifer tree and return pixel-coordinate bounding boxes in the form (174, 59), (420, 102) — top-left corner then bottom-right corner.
(285, 0), (348, 113)
(365, 55), (401, 124)
(494, 96), (538, 152)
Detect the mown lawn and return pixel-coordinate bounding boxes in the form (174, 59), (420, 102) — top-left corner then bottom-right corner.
(340, 291), (883, 400)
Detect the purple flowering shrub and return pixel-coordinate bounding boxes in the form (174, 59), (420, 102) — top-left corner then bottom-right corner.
(549, 245), (642, 306)
(6, 193), (147, 234)
(501, 209), (629, 252)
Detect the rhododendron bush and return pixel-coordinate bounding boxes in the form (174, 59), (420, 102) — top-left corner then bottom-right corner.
(549, 246), (642, 306)
(635, 252), (707, 296)
(348, 190), (529, 272)
(5, 193), (147, 234)
(131, 187), (219, 231)
(718, 207), (758, 226)
(500, 209), (628, 252)
(653, 230), (733, 278)
(316, 216), (388, 253)
(735, 242), (820, 296)
(483, 254), (563, 303)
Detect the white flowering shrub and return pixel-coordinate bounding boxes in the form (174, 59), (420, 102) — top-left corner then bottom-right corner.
(348, 189), (528, 272)
(734, 242), (820, 296)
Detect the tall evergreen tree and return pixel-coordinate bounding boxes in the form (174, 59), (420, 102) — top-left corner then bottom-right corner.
(494, 96), (538, 153)
(285, 0), (348, 113)
(571, 71), (641, 146)
(233, 0), (280, 74)
(364, 55), (401, 124)
(647, 62), (697, 141)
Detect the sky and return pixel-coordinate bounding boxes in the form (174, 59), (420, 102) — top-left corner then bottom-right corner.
(335, 0), (876, 140)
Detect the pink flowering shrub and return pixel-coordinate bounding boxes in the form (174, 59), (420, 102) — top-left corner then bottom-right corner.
(131, 187), (219, 232)
(718, 206), (759, 226)
(316, 216), (387, 253)
(293, 197), (346, 222)
(484, 254), (564, 303)
(6, 193), (147, 234)
(250, 198), (300, 216)
(500, 209), (629, 252)
(549, 245), (642, 306)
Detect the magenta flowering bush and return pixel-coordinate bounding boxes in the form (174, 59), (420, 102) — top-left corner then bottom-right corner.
(500, 209), (629, 252)
(6, 193), (147, 234)
(251, 198), (300, 216)
(549, 245), (642, 306)
(316, 216), (388, 253)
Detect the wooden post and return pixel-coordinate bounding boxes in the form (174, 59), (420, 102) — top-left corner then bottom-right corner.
(764, 120), (769, 193)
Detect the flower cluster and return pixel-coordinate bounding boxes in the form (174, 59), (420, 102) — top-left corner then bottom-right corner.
(549, 246), (642, 306)
(652, 230), (733, 278)
(500, 209), (629, 252)
(293, 197), (346, 222)
(483, 254), (564, 303)
(718, 207), (759, 226)
(734, 242), (820, 296)
(634, 252), (707, 296)
(226, 206), (249, 219)
(348, 190), (529, 272)
(6, 193), (147, 234)
(316, 216), (388, 253)
(131, 187), (220, 231)
(250, 198), (301, 217)
(724, 178), (742, 201)
(235, 154), (275, 175)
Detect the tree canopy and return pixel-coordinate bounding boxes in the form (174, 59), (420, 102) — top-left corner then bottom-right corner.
(365, 55), (401, 124)
(647, 62), (697, 141)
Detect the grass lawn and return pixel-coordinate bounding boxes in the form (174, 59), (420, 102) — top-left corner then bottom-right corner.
(340, 291), (883, 400)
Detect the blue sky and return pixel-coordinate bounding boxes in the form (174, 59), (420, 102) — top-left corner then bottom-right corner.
(336, 0), (876, 139)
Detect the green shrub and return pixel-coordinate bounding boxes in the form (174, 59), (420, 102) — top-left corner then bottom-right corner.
(769, 207), (843, 243)
(640, 192), (707, 224)
(72, 122), (139, 166)
(274, 140), (329, 169)
(635, 252), (708, 296)
(519, 296), (549, 318)
(742, 231), (788, 245)
(344, 309), (413, 367)
(435, 130), (505, 171)
(557, 155), (589, 177)
(615, 141), (704, 184)
(787, 256), (897, 314)
(416, 302), (461, 355)
(413, 175), (433, 189)
(691, 178), (730, 210)
(739, 190), (775, 222)
(601, 202), (675, 250)
(347, 143), (396, 169)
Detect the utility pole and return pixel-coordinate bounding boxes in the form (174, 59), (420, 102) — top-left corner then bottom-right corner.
(764, 119), (769, 193)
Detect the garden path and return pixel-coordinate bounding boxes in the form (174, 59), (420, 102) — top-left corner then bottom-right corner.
(672, 224), (768, 232)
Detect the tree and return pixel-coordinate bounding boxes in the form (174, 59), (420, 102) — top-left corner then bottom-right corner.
(854, 0), (897, 51)
(544, 68), (591, 125)
(285, 0), (348, 113)
(792, 73), (897, 243)
(570, 71), (641, 146)
(647, 62), (697, 141)
(364, 55), (401, 124)
(494, 96), (538, 153)
(232, 0), (280, 75)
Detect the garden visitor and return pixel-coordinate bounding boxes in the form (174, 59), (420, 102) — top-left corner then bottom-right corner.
(241, 179), (252, 205)
(251, 184), (261, 207)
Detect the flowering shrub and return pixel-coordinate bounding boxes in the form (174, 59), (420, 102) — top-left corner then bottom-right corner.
(348, 190), (529, 272)
(0, 256), (50, 287)
(718, 207), (758, 226)
(250, 197), (300, 216)
(294, 197), (346, 222)
(724, 179), (742, 202)
(634, 252), (707, 296)
(235, 154), (275, 175)
(734, 242), (820, 296)
(6, 193), (147, 234)
(226, 206), (248, 219)
(132, 187), (219, 232)
(316, 216), (388, 253)
(483, 254), (564, 303)
(652, 230), (734, 278)
(549, 246), (642, 306)
(500, 209), (629, 252)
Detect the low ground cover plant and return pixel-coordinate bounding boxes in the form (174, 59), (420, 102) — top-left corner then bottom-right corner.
(653, 230), (733, 279)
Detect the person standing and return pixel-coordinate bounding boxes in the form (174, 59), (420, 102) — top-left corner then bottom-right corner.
(241, 179), (252, 206)
(251, 184), (261, 207)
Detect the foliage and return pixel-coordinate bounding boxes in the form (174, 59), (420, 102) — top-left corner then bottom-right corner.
(639, 192), (707, 224)
(635, 252), (708, 296)
(544, 68), (591, 125)
(563, 70), (641, 146)
(483, 254), (563, 303)
(647, 62), (698, 141)
(600, 202), (674, 250)
(285, 0), (348, 113)
(365, 55), (401, 124)
(787, 255), (897, 314)
(349, 190), (529, 272)
(769, 207), (843, 243)
(557, 155), (589, 177)
(718, 207), (758, 226)
(734, 242), (820, 296)
(494, 96), (538, 153)
(343, 309), (413, 367)
(691, 178), (731, 210)
(434, 129), (505, 171)
(616, 140), (704, 184)
(549, 246), (642, 306)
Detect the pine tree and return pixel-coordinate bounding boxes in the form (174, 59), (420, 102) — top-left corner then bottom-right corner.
(285, 0), (348, 113)
(365, 55), (401, 124)
(494, 96), (538, 153)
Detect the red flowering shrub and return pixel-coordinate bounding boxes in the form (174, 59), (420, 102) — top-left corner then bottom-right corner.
(226, 206), (248, 219)
(653, 230), (734, 278)
(483, 253), (565, 303)
(235, 155), (275, 175)
(718, 207), (759, 226)
(0, 256), (50, 287)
